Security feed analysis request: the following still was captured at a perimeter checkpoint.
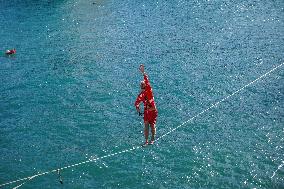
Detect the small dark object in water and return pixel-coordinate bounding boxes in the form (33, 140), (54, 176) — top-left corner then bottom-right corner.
(5, 48), (16, 55)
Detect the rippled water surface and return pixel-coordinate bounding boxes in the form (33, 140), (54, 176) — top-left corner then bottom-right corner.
(0, 0), (283, 188)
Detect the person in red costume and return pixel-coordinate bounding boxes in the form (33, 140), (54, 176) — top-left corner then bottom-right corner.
(135, 64), (158, 146)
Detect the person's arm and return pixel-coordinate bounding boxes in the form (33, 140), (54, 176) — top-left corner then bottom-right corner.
(134, 92), (145, 115)
(139, 64), (151, 89)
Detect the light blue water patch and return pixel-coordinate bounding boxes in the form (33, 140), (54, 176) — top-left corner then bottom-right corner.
(0, 0), (283, 188)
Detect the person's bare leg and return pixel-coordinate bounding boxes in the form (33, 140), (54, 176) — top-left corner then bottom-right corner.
(144, 122), (150, 145)
(149, 123), (156, 144)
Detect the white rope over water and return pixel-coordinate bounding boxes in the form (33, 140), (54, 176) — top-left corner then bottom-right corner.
(156, 62), (284, 141)
(271, 161), (284, 179)
(1, 62), (283, 188)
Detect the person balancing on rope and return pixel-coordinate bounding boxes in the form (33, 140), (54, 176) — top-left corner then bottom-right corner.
(135, 64), (158, 146)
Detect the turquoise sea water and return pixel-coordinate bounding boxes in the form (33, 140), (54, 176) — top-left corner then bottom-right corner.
(0, 0), (283, 188)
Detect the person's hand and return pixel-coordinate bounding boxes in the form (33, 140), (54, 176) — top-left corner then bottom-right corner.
(139, 64), (145, 74)
(136, 107), (142, 116)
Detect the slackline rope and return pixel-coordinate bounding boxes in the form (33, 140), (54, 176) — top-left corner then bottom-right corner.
(271, 161), (284, 179)
(1, 62), (283, 188)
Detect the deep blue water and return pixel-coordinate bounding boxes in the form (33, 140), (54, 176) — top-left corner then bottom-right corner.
(0, 0), (283, 188)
